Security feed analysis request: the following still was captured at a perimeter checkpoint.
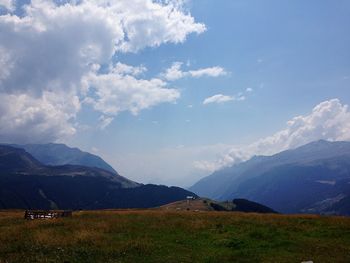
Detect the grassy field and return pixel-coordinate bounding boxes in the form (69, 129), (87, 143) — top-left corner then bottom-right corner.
(1, 210), (350, 263)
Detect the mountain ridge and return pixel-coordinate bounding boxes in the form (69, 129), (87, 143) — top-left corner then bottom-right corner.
(190, 140), (350, 215)
(0, 145), (196, 210)
(5, 143), (118, 174)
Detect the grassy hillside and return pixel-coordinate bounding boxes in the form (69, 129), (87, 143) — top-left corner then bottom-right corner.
(159, 198), (276, 213)
(1, 210), (350, 262)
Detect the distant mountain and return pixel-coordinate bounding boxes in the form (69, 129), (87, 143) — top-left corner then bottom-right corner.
(0, 145), (42, 173)
(190, 140), (350, 215)
(0, 145), (196, 210)
(8, 143), (118, 174)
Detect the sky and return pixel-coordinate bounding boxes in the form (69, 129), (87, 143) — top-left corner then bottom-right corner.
(0, 0), (350, 187)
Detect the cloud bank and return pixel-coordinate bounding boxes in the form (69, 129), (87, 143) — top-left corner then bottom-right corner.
(195, 99), (350, 172)
(0, 0), (205, 143)
(0, 92), (79, 143)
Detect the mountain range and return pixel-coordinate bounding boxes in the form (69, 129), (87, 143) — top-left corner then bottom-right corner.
(0, 145), (195, 210)
(2, 140), (349, 215)
(190, 140), (350, 215)
(7, 143), (117, 174)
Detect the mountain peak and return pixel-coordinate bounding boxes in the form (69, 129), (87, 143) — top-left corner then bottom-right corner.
(9, 143), (118, 175)
(284, 140), (350, 159)
(190, 140), (350, 215)
(0, 145), (42, 172)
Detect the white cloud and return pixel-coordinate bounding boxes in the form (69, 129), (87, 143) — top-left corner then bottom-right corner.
(0, 91), (79, 143)
(203, 94), (234, 105)
(189, 67), (227, 78)
(0, 1), (122, 95)
(193, 161), (217, 173)
(0, 0), (14, 11)
(114, 0), (206, 52)
(111, 62), (147, 77)
(195, 99), (350, 172)
(0, 0), (205, 143)
(98, 115), (114, 130)
(163, 62), (185, 81)
(162, 61), (227, 81)
(246, 87), (253, 92)
(237, 95), (246, 101)
(203, 93), (246, 105)
(0, 46), (13, 81)
(84, 71), (180, 116)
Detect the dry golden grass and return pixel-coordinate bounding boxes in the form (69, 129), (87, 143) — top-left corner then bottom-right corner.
(0, 210), (350, 262)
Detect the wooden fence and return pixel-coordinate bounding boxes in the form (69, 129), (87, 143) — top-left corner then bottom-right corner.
(24, 210), (72, 220)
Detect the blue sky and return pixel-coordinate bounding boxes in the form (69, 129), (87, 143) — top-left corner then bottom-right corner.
(1, 0), (350, 186)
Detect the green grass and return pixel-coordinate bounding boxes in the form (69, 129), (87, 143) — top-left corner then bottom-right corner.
(1, 210), (350, 262)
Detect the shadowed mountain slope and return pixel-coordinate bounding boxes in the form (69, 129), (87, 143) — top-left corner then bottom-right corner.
(0, 145), (196, 210)
(8, 143), (118, 174)
(190, 140), (350, 215)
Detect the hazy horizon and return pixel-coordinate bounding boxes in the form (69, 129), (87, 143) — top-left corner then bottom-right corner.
(1, 0), (350, 187)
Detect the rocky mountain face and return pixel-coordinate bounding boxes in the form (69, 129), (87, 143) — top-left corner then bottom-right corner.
(190, 140), (350, 215)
